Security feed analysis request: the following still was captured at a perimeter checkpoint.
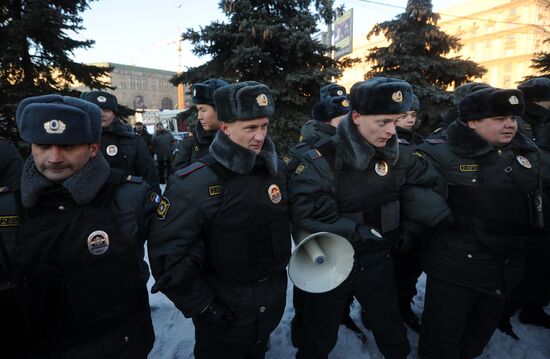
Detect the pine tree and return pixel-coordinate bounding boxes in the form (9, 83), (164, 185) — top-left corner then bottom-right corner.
(0, 0), (111, 141)
(172, 0), (357, 149)
(365, 0), (486, 131)
(525, 39), (550, 80)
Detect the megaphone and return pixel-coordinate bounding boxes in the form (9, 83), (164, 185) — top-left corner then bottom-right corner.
(288, 230), (355, 293)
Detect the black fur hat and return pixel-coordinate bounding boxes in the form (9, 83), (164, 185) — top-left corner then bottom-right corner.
(191, 78), (229, 106)
(518, 77), (550, 102)
(350, 77), (413, 115)
(80, 90), (118, 112)
(213, 81), (275, 122)
(312, 96), (350, 122)
(452, 82), (492, 105)
(320, 83), (347, 100)
(17, 94), (102, 145)
(458, 88), (525, 122)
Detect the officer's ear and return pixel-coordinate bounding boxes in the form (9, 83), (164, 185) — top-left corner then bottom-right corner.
(219, 122), (230, 136)
(89, 143), (100, 158)
(351, 110), (362, 125)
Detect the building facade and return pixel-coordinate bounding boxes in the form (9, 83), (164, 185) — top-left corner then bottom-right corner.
(338, 0), (550, 90)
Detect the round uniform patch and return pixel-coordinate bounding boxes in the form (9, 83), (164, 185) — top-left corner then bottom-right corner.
(87, 230), (110, 255)
(157, 197), (171, 220)
(268, 184), (282, 204)
(375, 160), (389, 176)
(516, 155), (532, 169)
(106, 145), (118, 156)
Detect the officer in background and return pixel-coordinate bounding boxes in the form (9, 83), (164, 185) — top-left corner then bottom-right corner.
(134, 121), (154, 156)
(148, 81), (290, 359)
(0, 137), (23, 189)
(172, 79), (228, 170)
(289, 77), (448, 359)
(0, 95), (156, 358)
(81, 91), (160, 194)
(518, 77), (550, 143)
(152, 122), (176, 184)
(417, 88), (548, 358)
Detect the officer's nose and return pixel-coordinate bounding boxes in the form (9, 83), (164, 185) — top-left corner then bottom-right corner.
(48, 145), (64, 163)
(387, 122), (397, 135)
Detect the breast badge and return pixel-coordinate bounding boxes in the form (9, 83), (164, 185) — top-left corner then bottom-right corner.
(268, 184), (282, 204)
(87, 230), (110, 255)
(375, 160), (389, 176)
(106, 145), (118, 156)
(516, 155), (532, 169)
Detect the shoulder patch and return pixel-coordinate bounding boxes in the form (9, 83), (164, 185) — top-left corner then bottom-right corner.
(208, 185), (222, 196)
(156, 197), (171, 220)
(0, 216), (18, 227)
(425, 138), (447, 145)
(176, 161), (206, 177)
(126, 175), (144, 183)
(294, 163), (308, 175)
(398, 138), (410, 145)
(305, 149), (322, 160)
(459, 164), (479, 172)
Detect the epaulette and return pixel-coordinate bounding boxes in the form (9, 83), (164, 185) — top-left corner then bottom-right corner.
(176, 161), (206, 177)
(0, 186), (11, 193)
(295, 142), (309, 149)
(425, 138), (447, 145)
(125, 175), (144, 184)
(398, 138), (410, 145)
(432, 127), (444, 134)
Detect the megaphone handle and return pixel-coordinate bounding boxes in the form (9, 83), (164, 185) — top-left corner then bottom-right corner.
(302, 239), (327, 265)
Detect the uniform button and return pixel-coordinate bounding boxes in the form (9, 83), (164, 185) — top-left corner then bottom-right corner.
(467, 253), (473, 259)
(360, 267), (365, 272)
(495, 289), (503, 296)
(385, 254), (390, 258)
(259, 306), (266, 313)
(124, 336), (129, 342)
(58, 205), (65, 211)
(504, 259), (510, 265)
(471, 178), (477, 183)
(497, 149), (502, 155)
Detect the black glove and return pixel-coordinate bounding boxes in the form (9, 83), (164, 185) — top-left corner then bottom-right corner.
(194, 298), (234, 335)
(394, 230), (418, 253)
(355, 225), (385, 245)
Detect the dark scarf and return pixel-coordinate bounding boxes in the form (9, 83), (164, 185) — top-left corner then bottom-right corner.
(103, 118), (135, 138)
(20, 152), (110, 208)
(209, 130), (278, 176)
(194, 122), (216, 145)
(336, 113), (399, 171)
(447, 119), (538, 158)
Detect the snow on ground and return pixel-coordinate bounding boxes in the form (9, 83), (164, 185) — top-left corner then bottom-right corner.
(147, 271), (550, 359)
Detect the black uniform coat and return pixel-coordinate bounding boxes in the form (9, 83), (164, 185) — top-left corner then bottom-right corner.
(148, 131), (291, 344)
(417, 120), (547, 297)
(285, 121), (336, 174)
(0, 137), (23, 189)
(172, 122), (215, 170)
(101, 118), (160, 193)
(0, 153), (157, 358)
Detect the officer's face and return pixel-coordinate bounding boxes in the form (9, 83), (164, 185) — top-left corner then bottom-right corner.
(467, 116), (518, 146)
(535, 100), (550, 109)
(32, 143), (100, 183)
(396, 111), (417, 130)
(220, 117), (269, 154)
(101, 109), (115, 128)
(352, 111), (402, 148)
(135, 123), (144, 131)
(196, 104), (219, 131)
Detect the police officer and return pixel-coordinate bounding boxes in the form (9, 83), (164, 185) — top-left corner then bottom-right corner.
(81, 90), (160, 193)
(148, 81), (290, 359)
(518, 77), (550, 143)
(288, 77), (447, 359)
(417, 88), (548, 358)
(0, 94), (156, 358)
(152, 122), (176, 184)
(172, 79), (228, 170)
(0, 136), (23, 189)
(134, 121), (154, 156)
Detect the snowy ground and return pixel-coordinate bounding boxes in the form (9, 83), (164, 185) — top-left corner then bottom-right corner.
(147, 271), (550, 359)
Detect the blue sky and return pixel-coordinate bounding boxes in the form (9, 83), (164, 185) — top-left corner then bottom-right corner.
(73, 0), (465, 72)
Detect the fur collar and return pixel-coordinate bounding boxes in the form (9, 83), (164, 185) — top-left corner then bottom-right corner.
(20, 152), (110, 208)
(447, 119), (538, 158)
(194, 122), (216, 145)
(103, 118), (135, 138)
(336, 113), (399, 171)
(209, 130), (278, 176)
(524, 102), (550, 125)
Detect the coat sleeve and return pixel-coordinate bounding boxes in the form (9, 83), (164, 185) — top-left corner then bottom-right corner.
(147, 173), (215, 317)
(288, 157), (358, 241)
(0, 140), (23, 189)
(134, 137), (161, 194)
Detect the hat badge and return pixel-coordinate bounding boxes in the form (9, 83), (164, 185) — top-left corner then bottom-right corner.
(97, 95), (107, 103)
(341, 99), (350, 107)
(43, 119), (66, 134)
(392, 91), (403, 103)
(256, 94), (269, 107)
(509, 96), (519, 105)
(336, 89), (344, 96)
(193, 88), (197, 96)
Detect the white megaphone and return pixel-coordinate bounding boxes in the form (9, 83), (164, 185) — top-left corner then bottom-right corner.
(288, 230), (355, 293)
